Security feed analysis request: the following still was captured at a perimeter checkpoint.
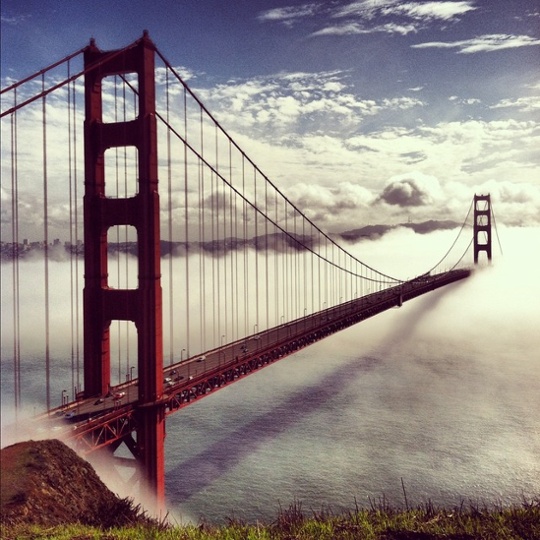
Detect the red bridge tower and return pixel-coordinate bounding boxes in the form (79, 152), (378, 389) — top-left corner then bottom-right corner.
(473, 194), (492, 264)
(83, 33), (165, 504)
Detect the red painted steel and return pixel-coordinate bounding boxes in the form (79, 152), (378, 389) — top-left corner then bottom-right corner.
(83, 32), (165, 505)
(65, 269), (470, 453)
(473, 194), (492, 264)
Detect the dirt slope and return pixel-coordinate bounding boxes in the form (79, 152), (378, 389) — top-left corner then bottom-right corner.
(0, 439), (145, 527)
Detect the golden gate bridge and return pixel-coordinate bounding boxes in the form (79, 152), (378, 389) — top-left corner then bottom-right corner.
(0, 32), (499, 508)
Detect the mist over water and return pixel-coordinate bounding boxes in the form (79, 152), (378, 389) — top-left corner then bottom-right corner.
(164, 227), (540, 523)
(1, 227), (539, 523)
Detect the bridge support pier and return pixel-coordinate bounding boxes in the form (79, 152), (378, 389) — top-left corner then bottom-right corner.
(473, 194), (492, 264)
(83, 32), (165, 506)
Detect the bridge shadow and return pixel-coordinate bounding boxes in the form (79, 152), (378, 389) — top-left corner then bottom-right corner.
(165, 352), (380, 503)
(165, 282), (465, 504)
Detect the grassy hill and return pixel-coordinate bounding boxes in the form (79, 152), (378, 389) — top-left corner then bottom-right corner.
(1, 439), (538, 539)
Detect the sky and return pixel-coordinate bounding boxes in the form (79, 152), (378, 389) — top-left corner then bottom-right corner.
(1, 0), (540, 232)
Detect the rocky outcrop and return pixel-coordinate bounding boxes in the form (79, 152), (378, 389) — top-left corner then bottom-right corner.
(0, 439), (146, 527)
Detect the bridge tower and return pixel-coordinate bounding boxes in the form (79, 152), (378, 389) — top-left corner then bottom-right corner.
(473, 194), (492, 264)
(83, 32), (165, 504)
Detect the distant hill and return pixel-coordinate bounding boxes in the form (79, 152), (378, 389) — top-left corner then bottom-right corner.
(1, 220), (463, 262)
(339, 220), (461, 242)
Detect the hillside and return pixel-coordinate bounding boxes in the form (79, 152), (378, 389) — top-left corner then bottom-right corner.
(1, 439), (539, 539)
(339, 219), (461, 241)
(0, 439), (147, 528)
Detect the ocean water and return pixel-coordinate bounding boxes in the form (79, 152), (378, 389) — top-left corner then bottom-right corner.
(163, 231), (540, 523)
(2, 227), (539, 524)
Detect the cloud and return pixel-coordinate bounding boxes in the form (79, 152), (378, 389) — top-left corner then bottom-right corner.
(412, 34), (540, 53)
(310, 22), (417, 36)
(264, 0), (476, 37)
(3, 52), (539, 239)
(0, 13), (31, 25)
(196, 71), (425, 144)
(475, 180), (540, 227)
(257, 3), (319, 26)
(378, 174), (442, 207)
(333, 0), (475, 21)
(380, 179), (429, 206)
(388, 1), (476, 21)
(285, 181), (374, 224)
(155, 65), (198, 85)
(490, 96), (540, 113)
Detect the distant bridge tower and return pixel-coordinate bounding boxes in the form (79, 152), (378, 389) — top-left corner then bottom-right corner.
(473, 194), (492, 264)
(83, 32), (165, 504)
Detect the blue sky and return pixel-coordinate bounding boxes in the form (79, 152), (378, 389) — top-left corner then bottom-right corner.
(1, 0), (539, 230)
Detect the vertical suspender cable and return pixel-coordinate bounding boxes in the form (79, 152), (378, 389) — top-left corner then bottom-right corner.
(125, 78), (133, 378)
(243, 156), (248, 339)
(264, 173), (269, 332)
(229, 141), (235, 342)
(42, 74), (51, 411)
(303, 215), (306, 318)
(285, 202), (289, 320)
(310, 222), (315, 316)
(67, 59), (76, 397)
(219, 127), (226, 344)
(183, 86), (191, 356)
(115, 76), (122, 384)
(211, 129), (217, 345)
(490, 204), (504, 257)
(254, 170), (259, 332)
(199, 108), (206, 352)
(229, 140), (235, 342)
(233, 143), (240, 343)
(10, 89), (21, 414)
(166, 68), (174, 365)
(274, 191), (279, 326)
(127, 82), (137, 373)
(294, 211), (298, 320)
(72, 75), (80, 393)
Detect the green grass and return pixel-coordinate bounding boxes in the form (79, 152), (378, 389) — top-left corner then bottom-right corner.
(2, 499), (539, 540)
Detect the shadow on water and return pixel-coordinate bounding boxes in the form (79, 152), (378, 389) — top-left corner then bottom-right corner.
(166, 282), (464, 503)
(166, 353), (381, 503)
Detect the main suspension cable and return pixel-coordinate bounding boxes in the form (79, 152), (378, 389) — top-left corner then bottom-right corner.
(491, 204), (504, 257)
(424, 198), (474, 273)
(153, 47), (403, 285)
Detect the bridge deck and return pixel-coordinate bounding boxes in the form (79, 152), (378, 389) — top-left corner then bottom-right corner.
(28, 268), (471, 453)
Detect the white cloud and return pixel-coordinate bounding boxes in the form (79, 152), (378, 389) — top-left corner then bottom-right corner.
(389, 1), (476, 21)
(197, 70), (424, 140)
(412, 34), (540, 53)
(311, 22), (417, 36)
(285, 181), (375, 224)
(333, 0), (399, 20)
(257, 3), (318, 26)
(0, 13), (31, 25)
(490, 96), (540, 113)
(338, 0), (476, 21)
(448, 96), (482, 105)
(3, 59), (539, 239)
(259, 1), (476, 36)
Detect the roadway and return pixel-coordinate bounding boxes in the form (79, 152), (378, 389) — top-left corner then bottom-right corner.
(35, 268), (471, 440)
